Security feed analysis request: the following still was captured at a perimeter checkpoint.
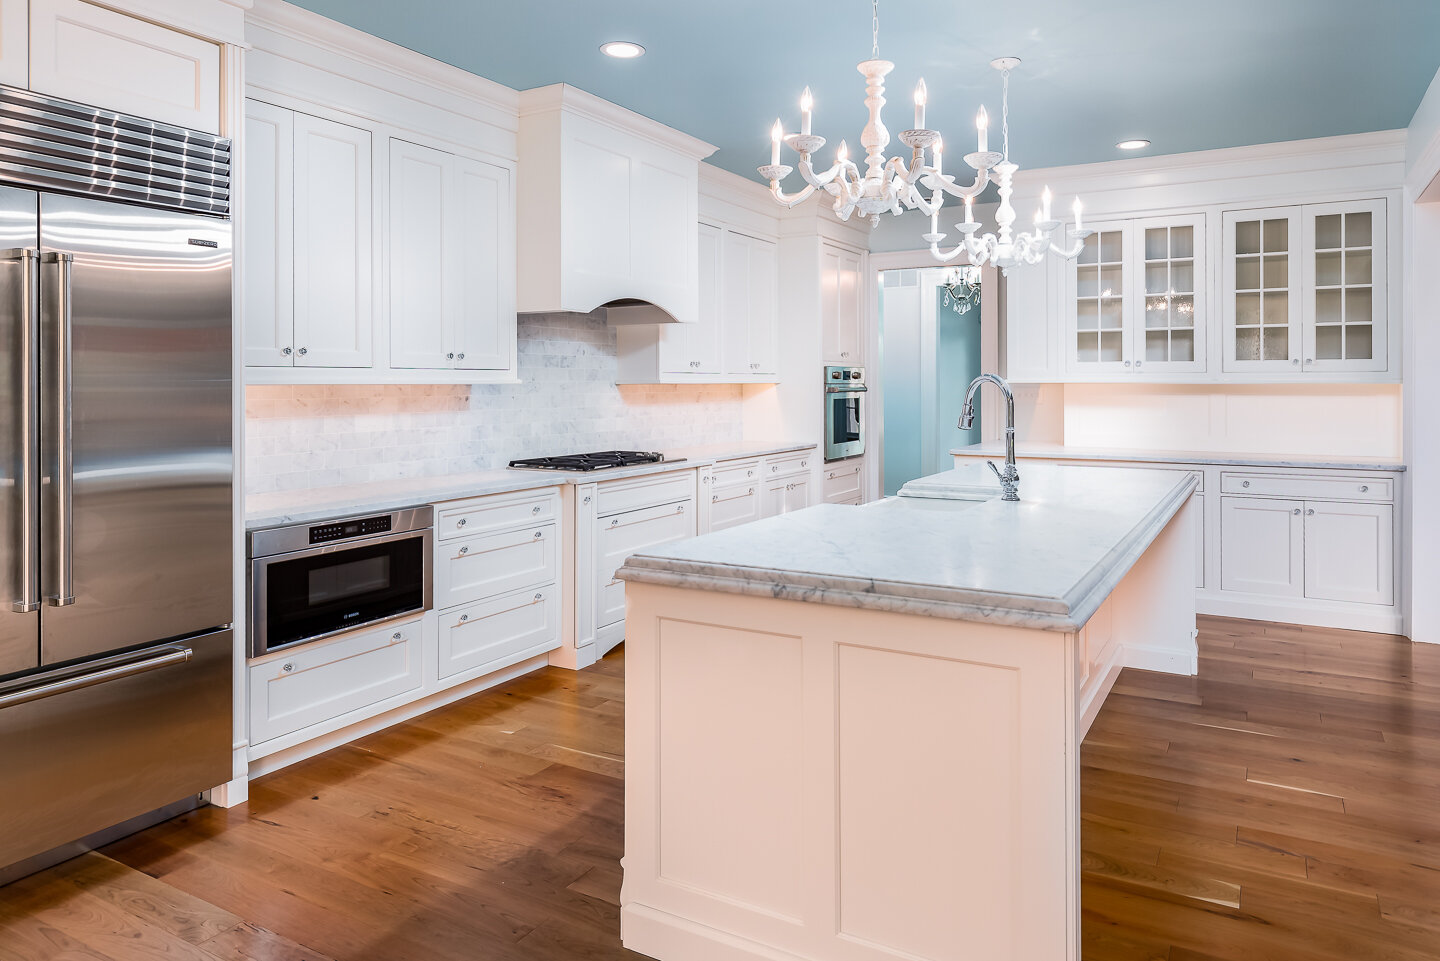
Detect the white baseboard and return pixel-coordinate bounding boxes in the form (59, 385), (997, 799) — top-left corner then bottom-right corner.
(1124, 639), (1199, 676)
(1198, 593), (1403, 635)
(622, 902), (811, 961)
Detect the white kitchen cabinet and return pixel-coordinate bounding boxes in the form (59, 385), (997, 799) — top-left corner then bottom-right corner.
(29, 0), (221, 133)
(246, 101), (373, 369)
(823, 458), (864, 506)
(434, 523), (557, 612)
(389, 138), (516, 373)
(1065, 213), (1206, 377)
(765, 475), (812, 516)
(596, 500), (695, 629)
(1303, 501), (1394, 606)
(616, 221), (778, 384)
(517, 85), (713, 324)
(437, 585), (558, 684)
(243, 99), (295, 367)
(821, 242), (865, 365)
(1222, 199), (1388, 376)
(0, 1), (27, 88)
(1219, 496), (1304, 597)
(709, 481), (762, 531)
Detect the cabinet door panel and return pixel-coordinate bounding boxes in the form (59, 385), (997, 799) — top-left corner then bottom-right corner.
(1301, 199), (1387, 374)
(1219, 496), (1303, 597)
(822, 244), (864, 365)
(1222, 207), (1301, 373)
(293, 113), (373, 367)
(596, 501), (695, 628)
(0, 0), (27, 88)
(435, 524), (557, 611)
(453, 157), (514, 370)
(29, 0), (220, 133)
(710, 484), (761, 531)
(388, 139), (450, 368)
(747, 235), (779, 375)
(1066, 222), (1131, 375)
(659, 223), (720, 374)
(243, 100), (294, 367)
(765, 477), (812, 517)
(721, 230), (752, 375)
(438, 586), (558, 683)
(1304, 502), (1393, 605)
(1133, 214), (1206, 375)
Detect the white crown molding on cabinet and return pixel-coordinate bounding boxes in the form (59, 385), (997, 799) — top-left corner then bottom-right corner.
(93, 0), (250, 46)
(698, 162), (782, 240)
(246, 0), (519, 152)
(517, 84), (715, 162)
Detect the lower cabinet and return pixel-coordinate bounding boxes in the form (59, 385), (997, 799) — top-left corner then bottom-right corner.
(710, 481), (762, 531)
(596, 500), (695, 629)
(1219, 497), (1305, 597)
(765, 475), (811, 516)
(823, 458), (864, 505)
(437, 585), (558, 683)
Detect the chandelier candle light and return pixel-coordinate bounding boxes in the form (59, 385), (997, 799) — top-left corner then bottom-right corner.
(758, 0), (1092, 274)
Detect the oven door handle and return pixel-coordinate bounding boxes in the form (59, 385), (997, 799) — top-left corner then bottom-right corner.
(825, 385), (868, 394)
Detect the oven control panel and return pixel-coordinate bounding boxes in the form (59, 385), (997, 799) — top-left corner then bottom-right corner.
(309, 514), (393, 544)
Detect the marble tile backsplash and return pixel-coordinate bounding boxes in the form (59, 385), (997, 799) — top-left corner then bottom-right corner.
(244, 312), (745, 495)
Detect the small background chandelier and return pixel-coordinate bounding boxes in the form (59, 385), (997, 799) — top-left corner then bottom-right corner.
(940, 265), (982, 314)
(758, 0), (1092, 274)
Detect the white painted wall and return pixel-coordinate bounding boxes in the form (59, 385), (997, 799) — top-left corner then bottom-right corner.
(1404, 67), (1440, 642)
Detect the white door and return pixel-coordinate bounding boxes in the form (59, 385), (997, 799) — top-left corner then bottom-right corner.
(720, 229), (753, 376)
(453, 156), (514, 371)
(1065, 222), (1130, 376)
(1219, 496), (1304, 597)
(242, 100), (295, 367)
(1301, 198), (1388, 375)
(292, 112), (373, 368)
(0, 0), (28, 89)
(659, 223), (722, 375)
(747, 235), (779, 375)
(1222, 207), (1302, 374)
(1303, 501), (1394, 605)
(1133, 213), (1206, 375)
(822, 244), (864, 364)
(388, 139), (451, 368)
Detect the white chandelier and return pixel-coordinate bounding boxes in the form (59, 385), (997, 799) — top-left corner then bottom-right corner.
(758, 0), (1092, 274)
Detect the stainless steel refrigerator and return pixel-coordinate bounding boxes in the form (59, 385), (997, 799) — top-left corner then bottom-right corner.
(0, 87), (233, 874)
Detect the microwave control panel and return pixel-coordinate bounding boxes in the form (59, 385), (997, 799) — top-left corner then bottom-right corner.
(309, 514), (393, 544)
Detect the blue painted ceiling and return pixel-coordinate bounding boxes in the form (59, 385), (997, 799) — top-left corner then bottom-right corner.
(285, 0), (1440, 181)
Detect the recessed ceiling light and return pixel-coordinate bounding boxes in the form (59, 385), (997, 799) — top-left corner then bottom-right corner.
(1116, 139), (1151, 150)
(600, 41), (645, 59)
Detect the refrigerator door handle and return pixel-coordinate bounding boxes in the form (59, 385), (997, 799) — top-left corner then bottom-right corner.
(0, 644), (192, 709)
(42, 250), (74, 607)
(2, 248), (40, 613)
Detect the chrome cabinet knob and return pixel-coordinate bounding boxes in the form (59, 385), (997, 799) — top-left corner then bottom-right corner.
(458, 546), (469, 555)
(456, 353), (465, 360)
(459, 614), (469, 623)
(583, 495), (592, 504)
(1361, 485), (1369, 492)
(447, 352), (455, 360)
(392, 632), (402, 640)
(841, 351), (850, 358)
(282, 662), (293, 673)
(533, 530), (543, 538)
(747, 487), (753, 495)
(1292, 358), (1300, 366)
(676, 505), (684, 513)
(1306, 508), (1315, 516)
(282, 346), (292, 355)
(457, 518), (467, 527)
(771, 466), (779, 473)
(610, 518), (618, 527)
(297, 347), (308, 356)
(534, 593), (543, 601)
(712, 495), (718, 503)
(1134, 360), (1143, 368)
(1124, 360), (1131, 367)
(1242, 480), (1250, 488)
(747, 470), (754, 477)
(801, 460), (808, 467)
(1293, 508), (1301, 515)
(532, 505), (542, 513)
(702, 476), (709, 484)
(1306, 358), (1314, 365)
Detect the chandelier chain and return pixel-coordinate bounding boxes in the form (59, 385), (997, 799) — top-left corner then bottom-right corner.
(871, 0), (879, 59)
(1001, 65), (1011, 162)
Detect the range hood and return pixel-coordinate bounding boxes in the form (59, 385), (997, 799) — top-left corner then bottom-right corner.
(516, 85), (715, 325)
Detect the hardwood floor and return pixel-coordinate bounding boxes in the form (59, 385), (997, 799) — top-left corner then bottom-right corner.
(2, 616), (1438, 960)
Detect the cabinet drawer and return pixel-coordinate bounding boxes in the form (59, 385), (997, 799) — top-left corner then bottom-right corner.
(711, 483), (761, 531)
(823, 462), (863, 503)
(1219, 472), (1391, 502)
(29, 0), (222, 133)
(249, 619), (422, 745)
(437, 585), (559, 682)
(596, 500), (696, 628)
(712, 458), (762, 488)
(435, 523), (557, 610)
(596, 469), (695, 517)
(765, 450), (814, 478)
(438, 489), (559, 540)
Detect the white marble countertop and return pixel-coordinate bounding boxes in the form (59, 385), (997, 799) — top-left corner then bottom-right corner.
(245, 440), (817, 529)
(951, 441), (1406, 472)
(617, 463), (1197, 632)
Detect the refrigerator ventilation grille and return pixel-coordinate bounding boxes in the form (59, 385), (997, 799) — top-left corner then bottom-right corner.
(0, 85), (231, 217)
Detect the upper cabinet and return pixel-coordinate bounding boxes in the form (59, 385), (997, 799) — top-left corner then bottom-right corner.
(28, 0), (221, 132)
(516, 85), (715, 324)
(821, 242), (866, 366)
(1005, 192), (1397, 385)
(0, 2), (27, 87)
(244, 99), (374, 369)
(615, 220), (779, 384)
(1222, 199), (1388, 376)
(1064, 213), (1206, 377)
(389, 138), (516, 372)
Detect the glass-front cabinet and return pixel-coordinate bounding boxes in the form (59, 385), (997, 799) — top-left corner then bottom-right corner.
(1222, 199), (1387, 375)
(1065, 213), (1206, 377)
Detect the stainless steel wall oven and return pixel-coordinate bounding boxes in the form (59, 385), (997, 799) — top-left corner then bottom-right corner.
(824, 365), (866, 461)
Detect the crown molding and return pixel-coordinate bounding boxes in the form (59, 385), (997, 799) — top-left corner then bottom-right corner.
(698, 162), (784, 224)
(247, 0), (518, 124)
(96, 0), (250, 45)
(518, 84), (715, 161)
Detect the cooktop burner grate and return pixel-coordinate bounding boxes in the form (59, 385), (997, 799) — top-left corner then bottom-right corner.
(507, 451), (682, 472)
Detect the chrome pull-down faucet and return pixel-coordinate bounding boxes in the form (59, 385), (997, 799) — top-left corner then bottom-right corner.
(959, 373), (1020, 501)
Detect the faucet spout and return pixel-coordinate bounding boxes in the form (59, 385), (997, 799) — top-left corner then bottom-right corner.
(960, 373), (1020, 501)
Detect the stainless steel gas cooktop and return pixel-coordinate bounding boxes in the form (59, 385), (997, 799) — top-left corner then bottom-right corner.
(507, 451), (685, 472)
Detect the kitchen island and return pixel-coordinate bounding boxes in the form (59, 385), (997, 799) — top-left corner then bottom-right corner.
(615, 462), (1200, 961)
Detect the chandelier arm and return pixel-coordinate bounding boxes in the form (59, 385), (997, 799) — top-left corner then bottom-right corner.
(927, 238), (972, 264)
(768, 182), (818, 209)
(797, 158), (841, 190)
(924, 167), (990, 202)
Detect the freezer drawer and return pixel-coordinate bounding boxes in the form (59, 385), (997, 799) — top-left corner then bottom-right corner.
(0, 627), (232, 868)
